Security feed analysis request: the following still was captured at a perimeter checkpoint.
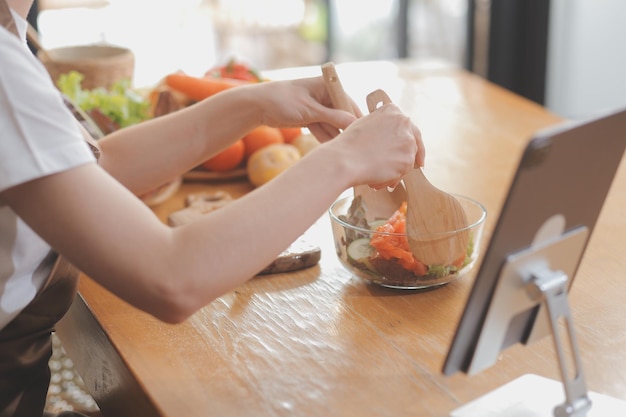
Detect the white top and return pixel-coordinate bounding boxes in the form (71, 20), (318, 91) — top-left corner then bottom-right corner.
(0, 9), (96, 329)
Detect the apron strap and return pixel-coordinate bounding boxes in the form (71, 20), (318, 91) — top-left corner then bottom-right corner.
(0, 0), (18, 38)
(0, 0), (103, 160)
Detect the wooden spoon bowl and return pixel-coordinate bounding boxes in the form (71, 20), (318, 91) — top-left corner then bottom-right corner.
(366, 89), (470, 266)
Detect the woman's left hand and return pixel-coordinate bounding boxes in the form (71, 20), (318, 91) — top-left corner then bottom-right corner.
(247, 77), (360, 142)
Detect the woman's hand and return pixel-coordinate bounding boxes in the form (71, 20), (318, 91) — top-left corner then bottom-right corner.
(319, 102), (424, 190)
(247, 77), (425, 189)
(246, 77), (360, 142)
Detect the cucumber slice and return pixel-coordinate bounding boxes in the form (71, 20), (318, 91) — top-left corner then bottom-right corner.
(347, 238), (374, 262)
(368, 219), (387, 230)
(362, 256), (380, 274)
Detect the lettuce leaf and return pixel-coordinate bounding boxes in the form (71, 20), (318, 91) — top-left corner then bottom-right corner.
(57, 71), (151, 129)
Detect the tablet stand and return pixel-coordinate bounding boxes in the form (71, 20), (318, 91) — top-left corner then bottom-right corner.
(452, 226), (626, 416)
(525, 265), (591, 416)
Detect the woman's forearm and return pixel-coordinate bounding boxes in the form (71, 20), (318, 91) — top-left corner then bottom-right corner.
(164, 144), (353, 316)
(6, 144), (353, 324)
(97, 86), (261, 194)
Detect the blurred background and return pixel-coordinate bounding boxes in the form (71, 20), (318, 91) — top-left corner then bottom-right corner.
(33, 0), (468, 87)
(31, 0), (626, 121)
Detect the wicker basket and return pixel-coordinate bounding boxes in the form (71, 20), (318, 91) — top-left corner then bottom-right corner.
(39, 44), (135, 90)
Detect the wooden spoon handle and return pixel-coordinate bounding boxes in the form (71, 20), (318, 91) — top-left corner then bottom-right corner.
(366, 89), (392, 112)
(321, 62), (355, 114)
(322, 67), (404, 219)
(367, 89), (436, 193)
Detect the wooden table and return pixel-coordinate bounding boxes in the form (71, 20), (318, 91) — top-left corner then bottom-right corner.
(56, 60), (626, 417)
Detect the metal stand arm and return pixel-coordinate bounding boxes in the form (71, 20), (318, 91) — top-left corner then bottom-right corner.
(526, 268), (593, 417)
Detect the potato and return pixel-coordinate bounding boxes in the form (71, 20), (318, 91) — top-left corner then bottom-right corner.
(247, 143), (301, 187)
(292, 133), (321, 156)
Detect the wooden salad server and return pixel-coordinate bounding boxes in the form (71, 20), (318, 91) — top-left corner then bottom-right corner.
(321, 62), (406, 221)
(366, 89), (469, 267)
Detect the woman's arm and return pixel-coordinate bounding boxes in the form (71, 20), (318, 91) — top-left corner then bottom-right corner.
(2, 84), (420, 324)
(96, 76), (361, 195)
(3, 153), (349, 323)
(5, 3), (430, 323)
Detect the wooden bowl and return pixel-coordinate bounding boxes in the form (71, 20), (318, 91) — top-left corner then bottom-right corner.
(39, 44), (134, 89)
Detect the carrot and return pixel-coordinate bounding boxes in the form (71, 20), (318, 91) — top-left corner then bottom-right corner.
(370, 202), (429, 275)
(452, 253), (466, 268)
(164, 72), (250, 102)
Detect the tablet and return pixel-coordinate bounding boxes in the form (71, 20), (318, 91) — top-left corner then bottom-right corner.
(442, 107), (626, 376)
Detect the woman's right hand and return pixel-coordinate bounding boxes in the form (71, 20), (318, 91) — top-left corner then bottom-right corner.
(320, 102), (424, 191)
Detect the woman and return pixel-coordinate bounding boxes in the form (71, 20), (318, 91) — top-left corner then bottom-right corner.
(0, 0), (424, 415)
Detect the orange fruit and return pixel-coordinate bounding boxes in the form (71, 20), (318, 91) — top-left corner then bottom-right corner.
(201, 139), (245, 172)
(242, 125), (284, 159)
(247, 143), (301, 187)
(279, 127), (303, 144)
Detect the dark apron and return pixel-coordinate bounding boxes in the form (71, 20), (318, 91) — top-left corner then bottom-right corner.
(0, 2), (100, 416)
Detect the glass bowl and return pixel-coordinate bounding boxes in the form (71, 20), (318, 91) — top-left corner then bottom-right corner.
(329, 194), (487, 289)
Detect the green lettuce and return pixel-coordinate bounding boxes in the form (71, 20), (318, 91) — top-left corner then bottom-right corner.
(56, 71), (151, 129)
